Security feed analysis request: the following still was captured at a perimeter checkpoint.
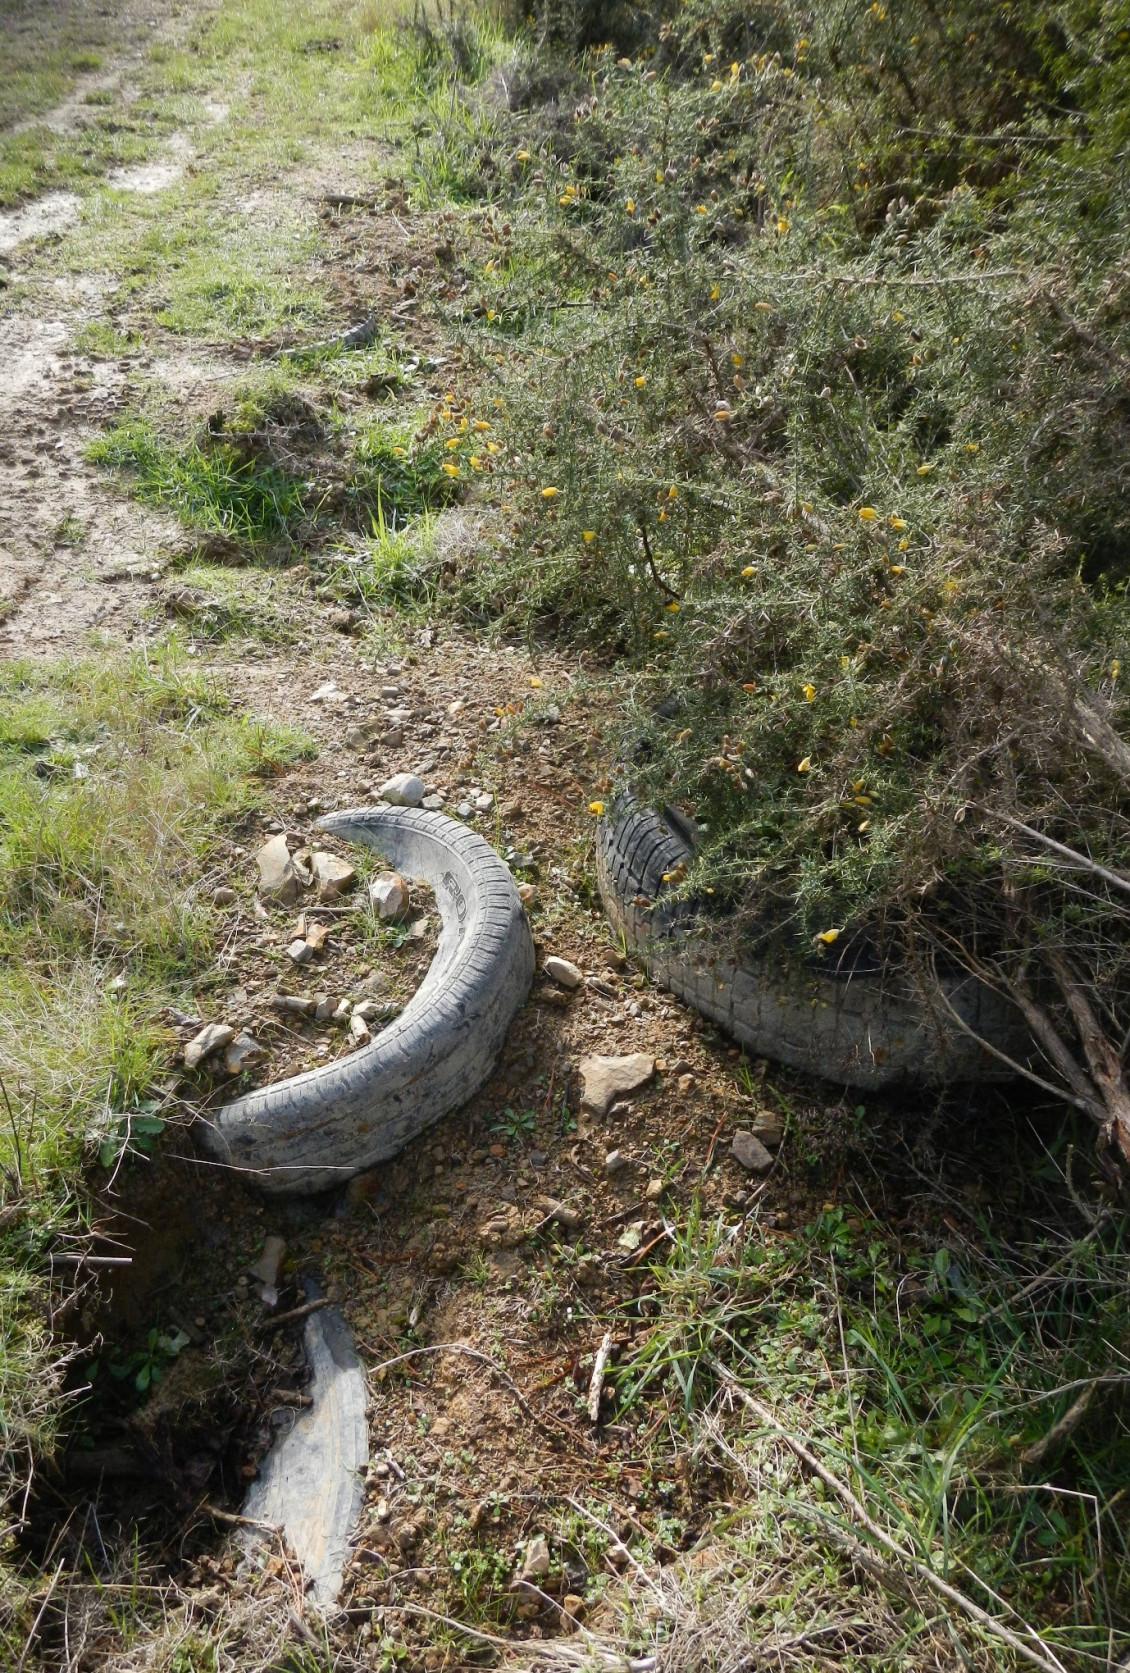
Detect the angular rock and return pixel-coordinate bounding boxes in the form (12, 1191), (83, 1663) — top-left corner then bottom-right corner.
(256, 834), (299, 905)
(349, 1013), (371, 1044)
(544, 956), (583, 990)
(184, 1022), (236, 1071)
(473, 790), (494, 813)
(604, 1148), (627, 1175)
(287, 939), (314, 965)
(344, 720), (381, 750)
(520, 1533), (551, 1580)
(751, 1112), (785, 1149)
(312, 851), (357, 901)
(578, 1052), (655, 1116)
(378, 772), (425, 808)
(249, 1234), (287, 1289)
(224, 1031), (265, 1076)
(540, 1197), (584, 1231)
(731, 1130), (774, 1173)
(369, 871), (409, 922)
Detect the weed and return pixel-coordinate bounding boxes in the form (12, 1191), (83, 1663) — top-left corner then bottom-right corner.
(88, 420), (308, 543)
(0, 643), (313, 1527)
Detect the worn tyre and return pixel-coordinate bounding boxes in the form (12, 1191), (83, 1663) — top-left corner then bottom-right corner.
(202, 807), (535, 1195)
(597, 801), (1032, 1089)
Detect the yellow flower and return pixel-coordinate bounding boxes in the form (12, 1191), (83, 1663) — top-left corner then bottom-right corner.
(441, 462), (460, 478)
(858, 506), (877, 521)
(665, 600), (680, 611)
(803, 683), (816, 701)
(730, 60), (740, 76)
(714, 407), (731, 422)
(916, 462), (934, 475)
(530, 675), (543, 687)
(741, 565), (755, 577)
(1112, 659), (1121, 680)
(469, 455), (483, 469)
(486, 308), (496, 321)
(710, 284), (720, 300)
(658, 510), (667, 522)
(711, 78), (723, 89)
(704, 52), (715, 63)
(445, 437), (460, 449)
(582, 530), (596, 542)
(484, 260), (495, 273)
(516, 150), (530, 161)
(558, 195), (572, 206)
(625, 199), (635, 214)
(541, 486), (559, 498)
(486, 441), (500, 454)
(817, 928), (841, 944)
(888, 515), (906, 530)
(755, 301), (771, 312)
(897, 537), (909, 551)
(797, 756), (812, 773)
(965, 442), (980, 452)
(654, 629), (668, 638)
(732, 353), (743, 367)
(776, 216), (789, 234)
(696, 204), (707, 214)
(890, 563), (905, 575)
(588, 800), (604, 815)
(635, 375), (647, 387)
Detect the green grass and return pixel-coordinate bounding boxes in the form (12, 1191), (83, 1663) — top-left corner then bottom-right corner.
(602, 1188), (1130, 1666)
(0, 643), (313, 1528)
(88, 419), (309, 541)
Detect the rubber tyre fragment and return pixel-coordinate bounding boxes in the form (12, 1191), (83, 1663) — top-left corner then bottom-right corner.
(596, 802), (1032, 1089)
(202, 807), (535, 1195)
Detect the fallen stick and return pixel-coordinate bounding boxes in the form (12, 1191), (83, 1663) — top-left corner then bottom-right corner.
(256, 1297), (329, 1334)
(588, 1332), (612, 1424)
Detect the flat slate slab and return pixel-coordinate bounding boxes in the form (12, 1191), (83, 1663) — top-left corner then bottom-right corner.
(242, 1287), (368, 1610)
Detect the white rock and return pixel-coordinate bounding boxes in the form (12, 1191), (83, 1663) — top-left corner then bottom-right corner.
(184, 1022), (236, 1071)
(379, 772), (425, 808)
(578, 1053), (655, 1116)
(521, 1534), (551, 1579)
(473, 790), (494, 812)
(544, 956), (583, 990)
(422, 793), (444, 811)
(351, 999), (381, 1023)
(349, 1013), (371, 1044)
(287, 938), (314, 964)
(369, 871), (410, 921)
(731, 1130), (774, 1173)
(604, 1149), (627, 1175)
(332, 999), (352, 1022)
(223, 1031), (265, 1076)
(311, 850), (357, 902)
(457, 801), (473, 818)
(255, 834), (299, 905)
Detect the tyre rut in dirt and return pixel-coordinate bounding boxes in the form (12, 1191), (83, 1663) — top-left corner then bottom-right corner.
(597, 802), (1033, 1089)
(202, 807), (535, 1195)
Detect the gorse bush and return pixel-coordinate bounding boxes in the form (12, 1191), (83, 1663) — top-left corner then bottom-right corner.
(404, 0), (1130, 1161)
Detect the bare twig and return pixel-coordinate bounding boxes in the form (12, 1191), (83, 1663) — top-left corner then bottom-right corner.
(256, 1297), (329, 1334)
(1019, 1385), (1096, 1470)
(975, 805), (1130, 898)
(588, 1331), (613, 1424)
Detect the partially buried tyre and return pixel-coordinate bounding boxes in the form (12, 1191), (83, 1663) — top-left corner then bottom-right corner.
(202, 806), (535, 1195)
(596, 799), (1033, 1090)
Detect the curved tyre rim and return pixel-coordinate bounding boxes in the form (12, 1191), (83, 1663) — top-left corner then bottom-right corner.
(201, 807), (535, 1195)
(597, 800), (1032, 1089)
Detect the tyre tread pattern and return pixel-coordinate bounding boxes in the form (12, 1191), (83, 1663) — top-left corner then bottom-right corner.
(597, 803), (1032, 1089)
